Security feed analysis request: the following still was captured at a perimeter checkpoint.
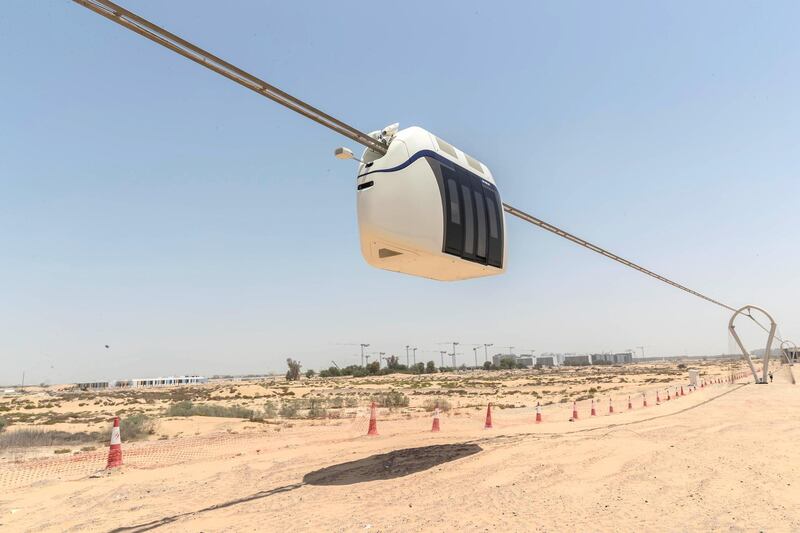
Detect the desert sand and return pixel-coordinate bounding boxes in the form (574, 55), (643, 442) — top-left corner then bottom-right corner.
(1, 361), (798, 532)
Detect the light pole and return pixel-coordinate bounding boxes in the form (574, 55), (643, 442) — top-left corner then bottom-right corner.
(451, 341), (459, 368)
(473, 346), (479, 368)
(360, 343), (370, 367)
(412, 347), (418, 366)
(484, 343), (493, 363)
(439, 350), (446, 368)
(405, 345), (410, 367)
(379, 352), (386, 368)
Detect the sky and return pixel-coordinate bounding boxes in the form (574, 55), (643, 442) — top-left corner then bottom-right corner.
(1, 1), (798, 385)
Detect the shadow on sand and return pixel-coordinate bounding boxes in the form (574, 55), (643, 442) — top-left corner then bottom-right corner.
(111, 444), (481, 531)
(303, 443), (482, 486)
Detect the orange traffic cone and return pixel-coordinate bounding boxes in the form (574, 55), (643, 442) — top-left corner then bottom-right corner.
(572, 401), (578, 421)
(484, 403), (493, 429)
(666, 390), (671, 401)
(608, 398), (614, 414)
(591, 399), (597, 416)
(680, 386), (685, 396)
(367, 401), (379, 436)
(656, 391), (661, 405)
(628, 396), (633, 410)
(643, 393), (648, 407)
(106, 416), (123, 469)
(431, 407), (441, 432)
(535, 402), (542, 423)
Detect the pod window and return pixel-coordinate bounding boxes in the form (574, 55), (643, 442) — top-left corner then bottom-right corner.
(465, 154), (484, 174)
(435, 137), (458, 159)
(438, 162), (503, 268)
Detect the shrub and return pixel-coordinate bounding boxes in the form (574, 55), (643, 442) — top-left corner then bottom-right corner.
(422, 398), (452, 412)
(0, 417), (7, 433)
(120, 413), (158, 441)
(366, 361), (380, 375)
(345, 397), (358, 408)
(279, 400), (299, 418)
(483, 361), (492, 370)
(373, 391), (409, 408)
(164, 400), (194, 417)
(426, 361), (437, 373)
(307, 399), (327, 419)
(54, 448), (71, 454)
(305, 369), (316, 379)
(0, 428), (103, 450)
(164, 402), (264, 421)
(328, 397), (344, 409)
(263, 401), (277, 418)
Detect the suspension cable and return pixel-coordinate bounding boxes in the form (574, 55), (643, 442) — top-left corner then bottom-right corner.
(502, 203), (739, 313)
(744, 312), (784, 344)
(72, 0), (388, 155)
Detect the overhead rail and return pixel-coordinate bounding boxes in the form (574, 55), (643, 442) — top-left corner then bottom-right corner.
(72, 0), (388, 155)
(501, 203), (738, 313)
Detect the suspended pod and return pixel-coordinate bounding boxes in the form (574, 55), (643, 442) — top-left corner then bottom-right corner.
(354, 124), (506, 281)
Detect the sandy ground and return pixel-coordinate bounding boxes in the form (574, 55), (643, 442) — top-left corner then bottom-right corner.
(1, 363), (798, 532)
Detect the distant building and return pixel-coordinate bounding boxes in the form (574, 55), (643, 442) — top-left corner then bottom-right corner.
(492, 354), (517, 366)
(124, 376), (208, 388)
(564, 355), (592, 366)
(76, 381), (111, 391)
(75, 375), (207, 390)
(614, 352), (634, 364)
(517, 356), (534, 368)
(535, 356), (555, 367)
(591, 352), (634, 365)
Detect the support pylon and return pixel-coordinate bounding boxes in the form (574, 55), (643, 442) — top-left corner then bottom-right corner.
(643, 393), (648, 407)
(666, 389), (671, 401)
(367, 401), (379, 436)
(680, 386), (685, 396)
(627, 396), (633, 410)
(484, 403), (493, 429)
(608, 398), (614, 414)
(656, 391), (661, 405)
(535, 402), (542, 423)
(572, 401), (578, 420)
(591, 399), (597, 416)
(106, 416), (123, 469)
(431, 407), (441, 432)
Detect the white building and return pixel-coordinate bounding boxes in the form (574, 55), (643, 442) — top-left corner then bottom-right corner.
(76, 375), (207, 390)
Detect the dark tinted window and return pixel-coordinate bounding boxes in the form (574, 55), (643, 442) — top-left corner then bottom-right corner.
(486, 194), (499, 239)
(483, 184), (504, 268)
(440, 165), (464, 255)
(474, 190), (487, 259)
(447, 179), (460, 224)
(429, 156), (503, 268)
(461, 184), (474, 256)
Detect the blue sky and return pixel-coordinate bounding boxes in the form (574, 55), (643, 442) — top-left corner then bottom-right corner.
(1, 1), (798, 384)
